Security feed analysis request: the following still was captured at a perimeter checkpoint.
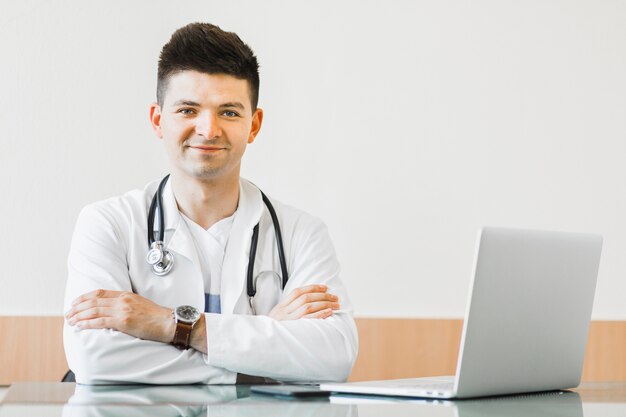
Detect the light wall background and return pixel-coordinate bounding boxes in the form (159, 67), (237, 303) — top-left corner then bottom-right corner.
(1, 0), (625, 318)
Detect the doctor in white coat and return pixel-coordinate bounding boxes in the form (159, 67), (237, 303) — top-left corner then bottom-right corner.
(63, 23), (358, 385)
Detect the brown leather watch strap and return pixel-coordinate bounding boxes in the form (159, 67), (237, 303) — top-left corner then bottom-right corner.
(173, 321), (193, 349)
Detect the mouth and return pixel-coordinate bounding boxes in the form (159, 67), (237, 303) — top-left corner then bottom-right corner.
(188, 145), (226, 153)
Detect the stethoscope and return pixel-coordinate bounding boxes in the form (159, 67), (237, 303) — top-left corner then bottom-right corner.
(146, 174), (289, 314)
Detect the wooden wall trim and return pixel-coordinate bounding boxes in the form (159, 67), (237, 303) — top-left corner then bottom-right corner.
(351, 319), (626, 382)
(349, 318), (463, 381)
(584, 321), (626, 381)
(0, 317), (68, 385)
(1, 317), (624, 385)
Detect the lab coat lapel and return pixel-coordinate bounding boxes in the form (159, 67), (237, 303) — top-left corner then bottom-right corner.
(221, 180), (263, 314)
(157, 180), (202, 272)
(147, 178), (204, 309)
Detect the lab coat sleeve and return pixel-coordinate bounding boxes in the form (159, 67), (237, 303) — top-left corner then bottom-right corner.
(63, 204), (236, 385)
(205, 217), (359, 382)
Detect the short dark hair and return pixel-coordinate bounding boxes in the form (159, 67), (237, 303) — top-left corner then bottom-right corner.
(157, 23), (260, 111)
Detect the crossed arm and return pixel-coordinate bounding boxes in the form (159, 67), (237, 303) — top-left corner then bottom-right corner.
(65, 284), (341, 355)
(64, 204), (357, 384)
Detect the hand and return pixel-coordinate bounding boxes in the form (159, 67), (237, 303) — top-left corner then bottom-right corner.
(268, 284), (340, 320)
(65, 289), (175, 344)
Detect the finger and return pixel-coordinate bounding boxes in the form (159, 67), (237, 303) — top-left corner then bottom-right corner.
(66, 298), (116, 319)
(71, 289), (124, 306)
(302, 308), (334, 319)
(285, 292), (339, 314)
(282, 284), (328, 306)
(74, 317), (115, 330)
(291, 301), (340, 319)
(67, 307), (114, 326)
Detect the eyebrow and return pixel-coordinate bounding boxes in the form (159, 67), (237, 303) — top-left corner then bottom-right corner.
(170, 100), (246, 110)
(220, 102), (246, 110)
(171, 100), (201, 107)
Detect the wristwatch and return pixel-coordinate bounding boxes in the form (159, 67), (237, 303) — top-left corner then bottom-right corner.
(172, 305), (201, 349)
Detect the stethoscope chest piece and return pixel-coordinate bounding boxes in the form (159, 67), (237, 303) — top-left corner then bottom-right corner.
(147, 241), (174, 276)
(146, 241), (165, 265)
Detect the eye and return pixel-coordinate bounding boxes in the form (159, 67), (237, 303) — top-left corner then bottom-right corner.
(177, 108), (196, 115)
(222, 110), (240, 118)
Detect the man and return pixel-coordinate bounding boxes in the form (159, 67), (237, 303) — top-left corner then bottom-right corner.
(63, 23), (358, 384)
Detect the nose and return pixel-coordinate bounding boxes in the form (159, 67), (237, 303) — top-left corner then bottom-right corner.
(195, 111), (222, 139)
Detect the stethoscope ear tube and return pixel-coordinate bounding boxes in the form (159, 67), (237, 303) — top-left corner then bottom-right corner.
(147, 175), (173, 275)
(148, 174), (170, 245)
(147, 189), (158, 245)
(246, 194), (289, 298)
(261, 192), (289, 289)
(247, 224), (260, 297)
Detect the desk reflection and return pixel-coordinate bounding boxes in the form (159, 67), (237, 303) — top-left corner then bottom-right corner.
(55, 384), (584, 417)
(455, 391), (582, 417)
(334, 390), (582, 417)
(62, 384), (356, 417)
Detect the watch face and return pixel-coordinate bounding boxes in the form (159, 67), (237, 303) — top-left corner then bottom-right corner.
(176, 305), (200, 323)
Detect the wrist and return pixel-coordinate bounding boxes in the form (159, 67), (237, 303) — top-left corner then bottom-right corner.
(164, 309), (176, 343)
(172, 305), (201, 349)
(190, 314), (207, 354)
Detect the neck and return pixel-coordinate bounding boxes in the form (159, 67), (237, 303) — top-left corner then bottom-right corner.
(170, 172), (240, 230)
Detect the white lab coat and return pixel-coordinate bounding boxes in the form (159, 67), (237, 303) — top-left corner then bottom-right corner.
(63, 178), (358, 385)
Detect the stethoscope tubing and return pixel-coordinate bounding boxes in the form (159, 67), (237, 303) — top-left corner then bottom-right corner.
(261, 193), (289, 290)
(147, 174), (170, 245)
(147, 175), (289, 302)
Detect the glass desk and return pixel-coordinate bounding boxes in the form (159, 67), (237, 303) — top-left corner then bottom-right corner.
(1, 382), (625, 417)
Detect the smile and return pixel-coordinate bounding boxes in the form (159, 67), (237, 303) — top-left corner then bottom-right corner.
(188, 146), (226, 153)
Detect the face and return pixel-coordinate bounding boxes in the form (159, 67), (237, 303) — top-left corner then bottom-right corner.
(149, 71), (263, 182)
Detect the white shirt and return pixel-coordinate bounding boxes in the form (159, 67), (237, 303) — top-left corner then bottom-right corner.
(181, 211), (237, 314)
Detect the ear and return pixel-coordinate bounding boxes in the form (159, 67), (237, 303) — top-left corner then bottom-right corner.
(247, 108), (264, 144)
(149, 102), (163, 138)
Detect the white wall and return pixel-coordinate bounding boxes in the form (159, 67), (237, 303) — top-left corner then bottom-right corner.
(1, 0), (625, 318)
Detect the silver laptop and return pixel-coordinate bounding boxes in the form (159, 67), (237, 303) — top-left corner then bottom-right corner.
(322, 227), (602, 399)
